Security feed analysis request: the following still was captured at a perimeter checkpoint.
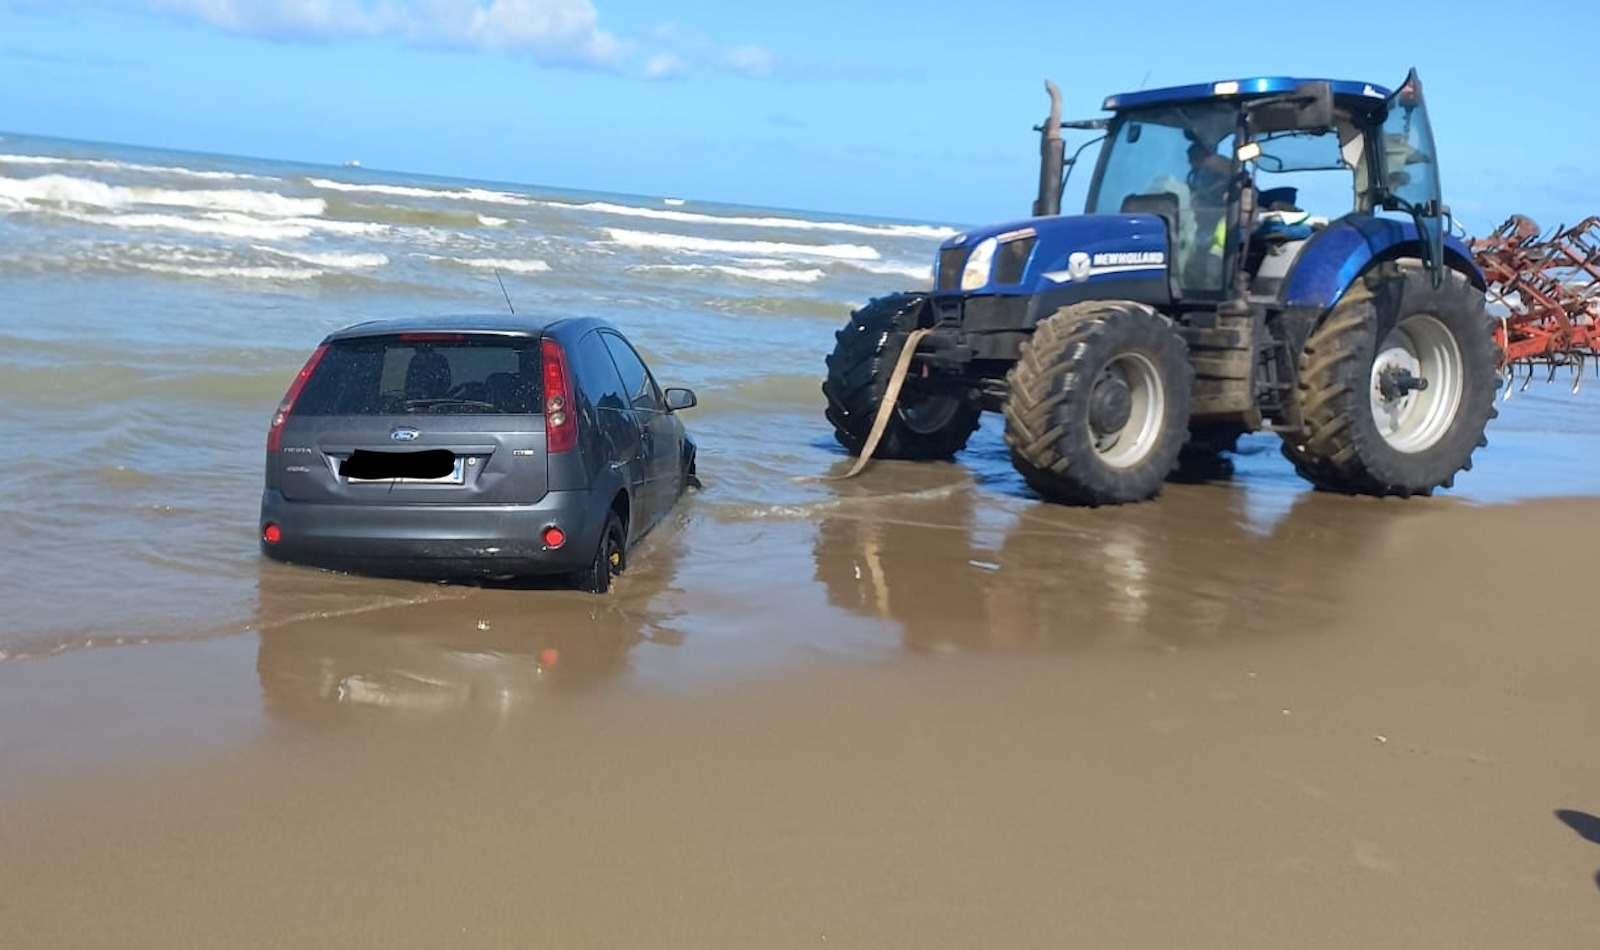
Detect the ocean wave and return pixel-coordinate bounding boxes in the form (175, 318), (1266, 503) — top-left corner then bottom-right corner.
(554, 199), (956, 240)
(138, 261), (324, 281)
(0, 152), (268, 182)
(54, 207), (316, 241)
(308, 177), (533, 207)
(603, 227), (880, 262)
(628, 263), (825, 284)
(847, 259), (935, 283)
(256, 246), (389, 269)
(0, 173), (323, 217)
(441, 256), (552, 274)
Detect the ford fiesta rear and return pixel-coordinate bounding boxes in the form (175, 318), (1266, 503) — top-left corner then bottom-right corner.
(258, 323), (601, 582)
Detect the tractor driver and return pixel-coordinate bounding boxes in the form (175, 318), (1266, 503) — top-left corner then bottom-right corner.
(1185, 139), (1234, 286)
(1186, 141), (1232, 203)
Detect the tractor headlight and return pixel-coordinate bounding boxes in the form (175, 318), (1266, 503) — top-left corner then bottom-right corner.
(960, 237), (998, 291)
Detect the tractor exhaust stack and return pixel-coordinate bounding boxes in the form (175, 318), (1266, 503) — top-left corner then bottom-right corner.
(1033, 80), (1064, 218)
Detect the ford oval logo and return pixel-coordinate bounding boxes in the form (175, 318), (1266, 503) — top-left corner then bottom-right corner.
(390, 426), (420, 442)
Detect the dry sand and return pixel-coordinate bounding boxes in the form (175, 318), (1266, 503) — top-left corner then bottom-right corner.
(1, 488), (1598, 949)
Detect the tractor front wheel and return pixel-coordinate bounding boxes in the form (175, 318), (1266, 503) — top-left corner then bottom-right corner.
(822, 292), (979, 460)
(1280, 262), (1498, 496)
(1003, 301), (1193, 506)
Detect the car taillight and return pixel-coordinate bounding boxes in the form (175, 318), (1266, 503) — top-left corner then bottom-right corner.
(541, 337), (576, 453)
(267, 343), (328, 452)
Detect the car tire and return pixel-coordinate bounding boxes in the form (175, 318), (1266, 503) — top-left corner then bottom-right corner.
(570, 512), (626, 594)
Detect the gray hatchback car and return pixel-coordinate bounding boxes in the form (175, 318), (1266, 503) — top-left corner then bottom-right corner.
(259, 314), (698, 592)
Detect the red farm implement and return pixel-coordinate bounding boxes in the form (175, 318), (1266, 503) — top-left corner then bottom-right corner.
(1470, 214), (1600, 394)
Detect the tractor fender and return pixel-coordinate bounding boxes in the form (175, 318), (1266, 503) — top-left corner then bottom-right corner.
(1281, 215), (1484, 314)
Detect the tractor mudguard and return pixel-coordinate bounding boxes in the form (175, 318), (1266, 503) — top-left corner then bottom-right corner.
(1281, 215), (1484, 313)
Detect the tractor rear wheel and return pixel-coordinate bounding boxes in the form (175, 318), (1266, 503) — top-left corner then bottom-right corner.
(1280, 262), (1498, 496)
(823, 292), (979, 460)
(1003, 301), (1193, 506)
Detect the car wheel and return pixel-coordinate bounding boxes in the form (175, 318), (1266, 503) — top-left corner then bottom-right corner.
(570, 512), (626, 594)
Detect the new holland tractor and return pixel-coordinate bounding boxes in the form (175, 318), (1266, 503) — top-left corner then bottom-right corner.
(822, 70), (1499, 506)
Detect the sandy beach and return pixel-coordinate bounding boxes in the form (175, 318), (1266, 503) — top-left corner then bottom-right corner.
(3, 484), (1597, 949)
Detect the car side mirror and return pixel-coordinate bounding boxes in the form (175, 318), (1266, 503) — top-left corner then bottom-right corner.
(664, 387), (697, 411)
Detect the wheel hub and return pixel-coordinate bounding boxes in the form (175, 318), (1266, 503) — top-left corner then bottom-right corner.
(1369, 314), (1464, 454)
(1089, 374), (1133, 436)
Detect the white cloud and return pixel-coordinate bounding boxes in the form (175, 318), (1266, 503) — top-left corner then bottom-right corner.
(724, 44), (773, 79)
(644, 51), (685, 80)
(145, 0), (624, 67)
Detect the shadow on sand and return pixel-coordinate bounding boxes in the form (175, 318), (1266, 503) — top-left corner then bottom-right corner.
(1554, 809), (1600, 893)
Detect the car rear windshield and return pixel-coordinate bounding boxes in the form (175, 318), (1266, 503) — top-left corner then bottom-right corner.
(293, 334), (542, 416)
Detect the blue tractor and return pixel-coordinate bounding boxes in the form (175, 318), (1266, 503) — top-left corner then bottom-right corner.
(822, 70), (1499, 505)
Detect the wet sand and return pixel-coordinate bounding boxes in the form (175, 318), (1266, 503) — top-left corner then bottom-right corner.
(2, 482), (1599, 948)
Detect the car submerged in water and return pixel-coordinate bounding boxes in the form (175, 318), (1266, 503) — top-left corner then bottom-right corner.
(258, 314), (699, 593)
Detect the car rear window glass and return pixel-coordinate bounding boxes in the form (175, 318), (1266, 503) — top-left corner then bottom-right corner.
(294, 334), (542, 415)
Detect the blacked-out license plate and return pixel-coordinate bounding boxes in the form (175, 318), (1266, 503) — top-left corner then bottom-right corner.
(341, 449), (464, 484)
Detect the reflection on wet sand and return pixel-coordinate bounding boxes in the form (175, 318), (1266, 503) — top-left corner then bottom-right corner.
(251, 517), (688, 725)
(813, 476), (1435, 654)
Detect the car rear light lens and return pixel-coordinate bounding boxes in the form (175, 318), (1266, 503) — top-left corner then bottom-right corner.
(267, 343), (329, 452)
(541, 525), (566, 548)
(397, 332), (466, 342)
(541, 337), (576, 453)
(262, 523), (282, 544)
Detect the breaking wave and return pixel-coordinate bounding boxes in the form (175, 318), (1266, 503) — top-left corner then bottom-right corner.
(0, 173), (323, 217)
(603, 227), (880, 262)
(628, 263), (825, 284)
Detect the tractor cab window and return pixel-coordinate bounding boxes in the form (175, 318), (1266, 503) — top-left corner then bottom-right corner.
(1088, 102), (1238, 295)
(1249, 120), (1363, 223)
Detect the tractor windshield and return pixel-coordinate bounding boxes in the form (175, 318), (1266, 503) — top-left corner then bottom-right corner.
(1087, 102), (1239, 291)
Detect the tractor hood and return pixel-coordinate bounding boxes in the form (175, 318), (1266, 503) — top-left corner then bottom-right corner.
(933, 213), (1170, 295)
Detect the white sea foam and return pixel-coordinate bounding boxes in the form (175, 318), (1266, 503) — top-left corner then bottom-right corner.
(55, 208), (317, 241)
(307, 178), (533, 207)
(453, 256), (551, 274)
(0, 173), (323, 217)
(479, 215), (509, 227)
(0, 153), (267, 182)
(603, 227), (880, 262)
(136, 261), (323, 281)
(562, 200), (955, 240)
(257, 247), (389, 269)
(629, 263), (826, 284)
(848, 259), (935, 282)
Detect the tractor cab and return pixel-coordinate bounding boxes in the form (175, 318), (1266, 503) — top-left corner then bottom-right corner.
(1076, 72), (1449, 306)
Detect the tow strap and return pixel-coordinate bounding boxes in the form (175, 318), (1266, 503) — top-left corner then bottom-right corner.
(834, 327), (933, 479)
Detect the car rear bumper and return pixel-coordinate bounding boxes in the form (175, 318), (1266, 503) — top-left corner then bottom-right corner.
(258, 489), (604, 578)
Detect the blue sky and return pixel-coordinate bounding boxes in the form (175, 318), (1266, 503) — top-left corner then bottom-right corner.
(2, 0), (1598, 231)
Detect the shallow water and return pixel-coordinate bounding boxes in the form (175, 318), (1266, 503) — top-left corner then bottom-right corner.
(2, 131), (1598, 662)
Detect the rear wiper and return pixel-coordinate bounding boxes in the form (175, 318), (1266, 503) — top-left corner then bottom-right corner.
(404, 398), (496, 411)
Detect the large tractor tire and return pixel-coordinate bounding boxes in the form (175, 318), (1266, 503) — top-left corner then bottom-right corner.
(1003, 301), (1194, 506)
(822, 292), (980, 460)
(1280, 262), (1498, 496)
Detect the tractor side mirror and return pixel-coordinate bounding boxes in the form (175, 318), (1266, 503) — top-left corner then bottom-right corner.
(1247, 81), (1335, 134)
